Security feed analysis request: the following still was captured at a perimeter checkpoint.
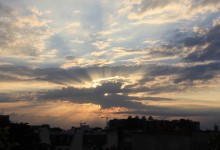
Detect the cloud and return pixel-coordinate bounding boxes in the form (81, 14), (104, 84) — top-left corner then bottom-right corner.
(0, 62), (13, 66)
(2, 101), (106, 129)
(174, 62), (220, 83)
(85, 47), (148, 65)
(148, 24), (220, 63)
(0, 62), (219, 127)
(127, 0), (189, 24)
(0, 3), (53, 57)
(1, 62), (219, 91)
(111, 47), (148, 60)
(61, 58), (115, 68)
(63, 22), (82, 34)
(90, 50), (108, 57)
(182, 36), (205, 47)
(127, 0), (220, 24)
(213, 16), (220, 27)
(0, 2), (13, 15)
(40, 82), (143, 109)
(15, 15), (50, 28)
(0, 92), (37, 103)
(40, 81), (174, 109)
(29, 6), (44, 16)
(138, 0), (178, 15)
(140, 23), (220, 84)
(71, 39), (85, 44)
(114, 107), (220, 117)
(143, 40), (160, 45)
(0, 65), (35, 81)
(0, 93), (17, 102)
(185, 25), (220, 62)
(66, 22), (81, 28)
(1, 0), (220, 130)
(92, 41), (110, 49)
(193, 26), (209, 35)
(0, 64), (177, 110)
(187, 0), (220, 17)
(0, 70), (34, 81)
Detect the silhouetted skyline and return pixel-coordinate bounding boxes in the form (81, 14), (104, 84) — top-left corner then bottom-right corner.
(1, 115), (220, 150)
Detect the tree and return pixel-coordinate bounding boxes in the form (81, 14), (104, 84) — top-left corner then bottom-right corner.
(0, 122), (54, 150)
(209, 132), (220, 150)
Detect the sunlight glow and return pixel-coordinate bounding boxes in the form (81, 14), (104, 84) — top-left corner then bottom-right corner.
(104, 93), (109, 96)
(91, 76), (120, 87)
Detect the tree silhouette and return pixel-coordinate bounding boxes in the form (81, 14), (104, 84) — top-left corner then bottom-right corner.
(209, 132), (220, 150)
(0, 122), (54, 150)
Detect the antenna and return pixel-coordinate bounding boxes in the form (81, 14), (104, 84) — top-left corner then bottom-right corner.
(79, 122), (86, 126)
(101, 117), (109, 126)
(101, 116), (114, 127)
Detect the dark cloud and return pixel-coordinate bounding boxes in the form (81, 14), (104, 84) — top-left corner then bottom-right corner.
(114, 107), (220, 117)
(1, 61), (219, 93)
(0, 65), (35, 81)
(185, 25), (220, 62)
(144, 24), (220, 84)
(40, 82), (144, 109)
(0, 74), (20, 81)
(40, 81), (174, 109)
(137, 62), (220, 84)
(149, 23), (220, 63)
(148, 44), (183, 58)
(0, 92), (37, 103)
(174, 62), (220, 83)
(147, 64), (177, 76)
(34, 67), (92, 84)
(182, 36), (205, 47)
(139, 97), (173, 101)
(34, 66), (138, 84)
(0, 65), (147, 83)
(0, 93), (16, 102)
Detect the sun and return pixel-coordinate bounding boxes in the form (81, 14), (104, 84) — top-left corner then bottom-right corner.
(104, 93), (109, 96)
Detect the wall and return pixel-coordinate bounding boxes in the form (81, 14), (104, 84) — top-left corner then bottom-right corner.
(130, 133), (210, 150)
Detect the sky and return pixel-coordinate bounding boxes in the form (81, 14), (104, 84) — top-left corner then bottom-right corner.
(0, 0), (220, 129)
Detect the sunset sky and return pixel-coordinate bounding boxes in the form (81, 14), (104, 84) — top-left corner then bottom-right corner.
(0, 0), (220, 129)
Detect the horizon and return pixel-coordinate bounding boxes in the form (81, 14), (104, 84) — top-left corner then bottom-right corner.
(0, 0), (220, 130)
(3, 114), (205, 131)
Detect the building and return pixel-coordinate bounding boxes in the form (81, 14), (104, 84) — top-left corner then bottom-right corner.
(0, 115), (10, 127)
(32, 123), (117, 150)
(108, 116), (200, 133)
(107, 116), (211, 150)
